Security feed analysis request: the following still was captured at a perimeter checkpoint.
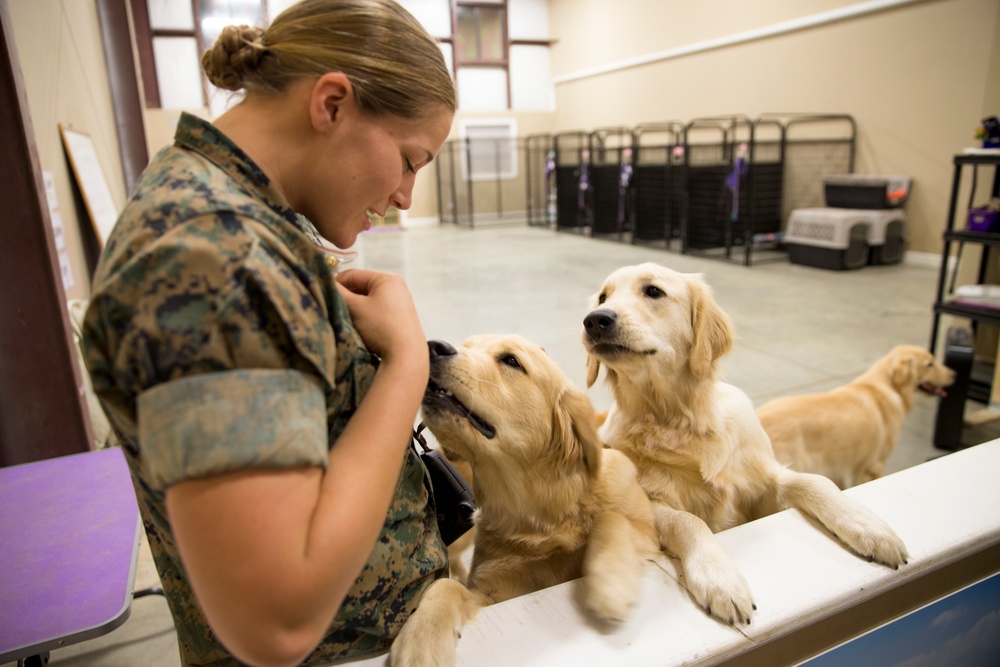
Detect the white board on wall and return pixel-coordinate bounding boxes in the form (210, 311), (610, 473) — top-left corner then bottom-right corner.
(59, 124), (120, 247)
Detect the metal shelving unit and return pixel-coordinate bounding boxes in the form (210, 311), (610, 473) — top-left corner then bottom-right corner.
(929, 152), (1000, 411)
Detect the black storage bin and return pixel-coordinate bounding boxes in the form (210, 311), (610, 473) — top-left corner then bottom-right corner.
(824, 175), (911, 209)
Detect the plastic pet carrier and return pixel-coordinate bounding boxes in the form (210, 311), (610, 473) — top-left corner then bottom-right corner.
(785, 208), (870, 270)
(863, 209), (906, 265)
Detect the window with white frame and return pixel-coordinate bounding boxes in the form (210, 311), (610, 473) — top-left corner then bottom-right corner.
(460, 120), (518, 181)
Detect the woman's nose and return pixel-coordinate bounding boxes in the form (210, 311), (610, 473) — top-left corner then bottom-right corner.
(390, 174), (415, 210)
(390, 193), (410, 210)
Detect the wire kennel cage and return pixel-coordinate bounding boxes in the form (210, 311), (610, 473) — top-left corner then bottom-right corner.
(631, 121), (686, 250)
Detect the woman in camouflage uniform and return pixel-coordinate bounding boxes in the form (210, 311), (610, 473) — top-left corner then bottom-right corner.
(81, 1), (455, 665)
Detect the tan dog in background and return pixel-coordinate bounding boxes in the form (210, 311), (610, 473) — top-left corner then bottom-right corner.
(582, 263), (909, 626)
(390, 335), (659, 667)
(758, 345), (955, 489)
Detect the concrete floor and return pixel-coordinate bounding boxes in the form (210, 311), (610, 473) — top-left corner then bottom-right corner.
(8, 223), (996, 667)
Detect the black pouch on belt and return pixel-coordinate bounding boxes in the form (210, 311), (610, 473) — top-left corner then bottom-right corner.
(413, 423), (477, 546)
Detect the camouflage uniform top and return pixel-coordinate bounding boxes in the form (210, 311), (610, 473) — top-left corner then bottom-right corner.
(81, 112), (447, 666)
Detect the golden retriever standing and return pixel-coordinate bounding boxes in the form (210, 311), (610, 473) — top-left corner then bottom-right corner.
(390, 335), (659, 667)
(758, 345), (955, 489)
(581, 263), (909, 624)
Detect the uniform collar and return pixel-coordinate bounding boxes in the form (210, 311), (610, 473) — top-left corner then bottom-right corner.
(173, 111), (325, 245)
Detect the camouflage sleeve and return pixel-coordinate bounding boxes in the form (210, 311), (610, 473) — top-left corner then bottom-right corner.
(85, 212), (343, 487)
(137, 368), (327, 490)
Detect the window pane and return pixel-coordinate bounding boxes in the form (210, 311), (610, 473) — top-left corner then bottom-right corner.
(399, 0), (453, 39)
(456, 67), (507, 111)
(267, 0), (300, 20)
(147, 0), (194, 30)
(510, 44), (552, 111)
(508, 0), (549, 41)
(460, 120), (518, 181)
(153, 37), (205, 109)
(455, 5), (505, 63)
(479, 7), (504, 61)
(455, 6), (479, 62)
(198, 0), (265, 58)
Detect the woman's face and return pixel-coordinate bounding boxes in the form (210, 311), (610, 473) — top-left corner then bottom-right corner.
(305, 104), (454, 249)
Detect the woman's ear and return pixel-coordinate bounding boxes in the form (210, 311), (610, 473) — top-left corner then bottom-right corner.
(308, 72), (353, 132)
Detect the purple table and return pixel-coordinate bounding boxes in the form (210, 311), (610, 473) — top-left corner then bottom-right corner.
(0, 447), (141, 664)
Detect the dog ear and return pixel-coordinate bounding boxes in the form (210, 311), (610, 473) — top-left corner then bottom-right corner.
(553, 386), (602, 480)
(890, 354), (916, 388)
(586, 352), (601, 388)
(688, 277), (735, 379)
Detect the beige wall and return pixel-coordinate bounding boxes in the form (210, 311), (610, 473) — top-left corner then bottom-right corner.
(10, 0), (999, 260)
(144, 107), (208, 161)
(8, 0), (127, 300)
(548, 0), (1000, 256)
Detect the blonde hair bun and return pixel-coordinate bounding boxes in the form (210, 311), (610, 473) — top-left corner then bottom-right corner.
(202, 24), (267, 91)
(199, 0), (455, 116)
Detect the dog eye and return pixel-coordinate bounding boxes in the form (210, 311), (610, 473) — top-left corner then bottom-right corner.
(598, 293), (607, 304)
(499, 354), (524, 372)
(644, 285), (665, 299)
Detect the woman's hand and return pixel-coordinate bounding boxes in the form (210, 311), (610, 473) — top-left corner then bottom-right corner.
(335, 269), (427, 368)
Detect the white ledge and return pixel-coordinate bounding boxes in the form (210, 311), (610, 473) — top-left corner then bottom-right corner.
(332, 439), (1000, 666)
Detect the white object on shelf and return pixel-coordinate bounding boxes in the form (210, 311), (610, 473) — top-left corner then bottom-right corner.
(952, 284), (1000, 309)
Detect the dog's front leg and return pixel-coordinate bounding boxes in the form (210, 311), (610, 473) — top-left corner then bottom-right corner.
(652, 504), (756, 626)
(583, 511), (645, 624)
(774, 468), (909, 568)
(389, 578), (488, 667)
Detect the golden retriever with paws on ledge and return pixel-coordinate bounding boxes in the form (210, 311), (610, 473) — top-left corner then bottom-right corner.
(390, 334), (659, 667)
(582, 263), (909, 625)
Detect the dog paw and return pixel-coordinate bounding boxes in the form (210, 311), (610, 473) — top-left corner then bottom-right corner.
(827, 507), (910, 569)
(854, 527), (909, 569)
(584, 569), (639, 624)
(389, 580), (470, 667)
(389, 612), (459, 667)
(681, 550), (756, 626)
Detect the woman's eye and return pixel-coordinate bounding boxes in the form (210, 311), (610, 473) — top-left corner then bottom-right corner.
(644, 285), (665, 298)
(404, 158), (416, 174)
(598, 293), (607, 304)
(499, 354), (523, 371)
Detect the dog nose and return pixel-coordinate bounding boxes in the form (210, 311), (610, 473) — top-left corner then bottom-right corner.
(583, 309), (618, 337)
(427, 339), (458, 361)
